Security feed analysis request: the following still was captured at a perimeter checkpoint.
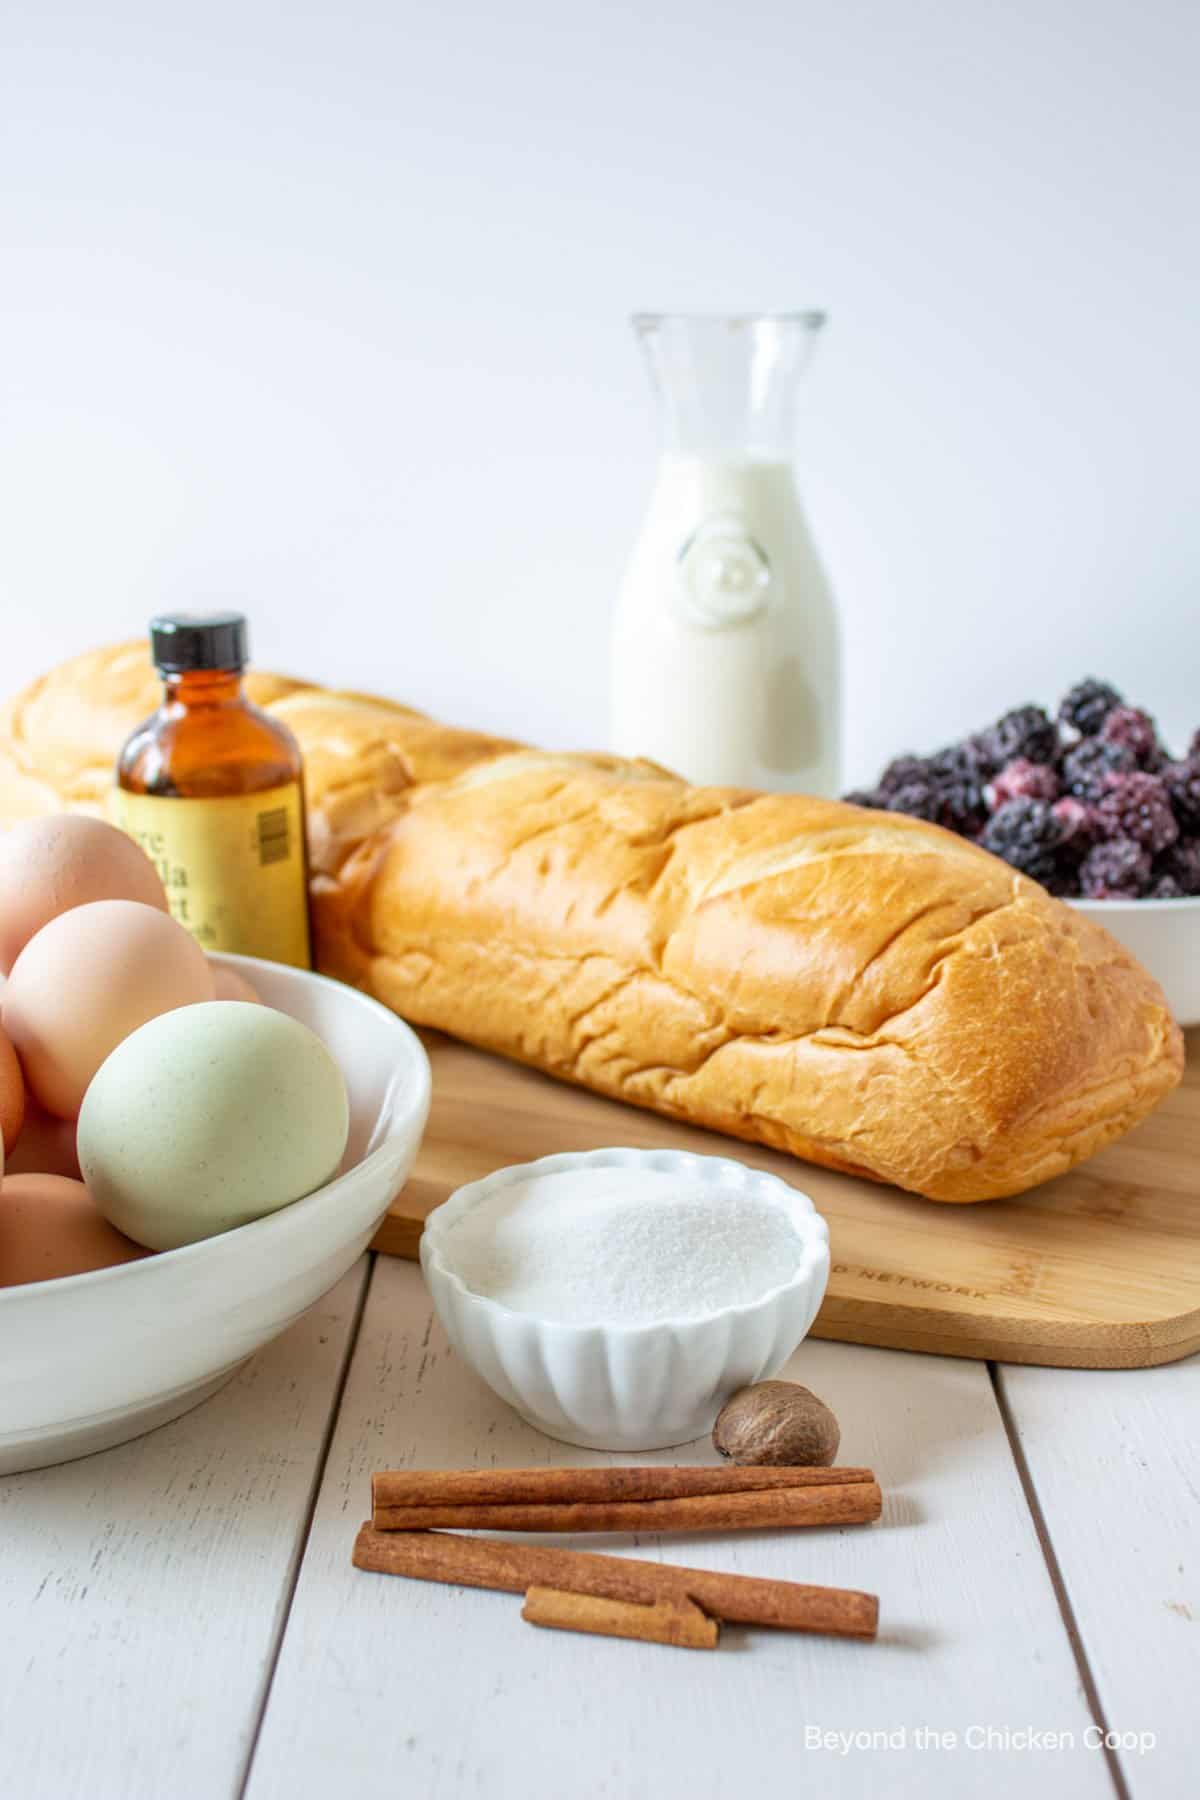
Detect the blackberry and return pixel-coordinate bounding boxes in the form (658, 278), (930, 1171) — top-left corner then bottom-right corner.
(1058, 678), (1122, 738)
(1151, 875), (1185, 899)
(842, 788), (883, 810)
(1153, 838), (1200, 897)
(878, 754), (928, 796)
(986, 758), (1059, 811)
(978, 798), (1065, 885)
(886, 778), (985, 835)
(886, 780), (943, 823)
(1100, 705), (1163, 769)
(1163, 757), (1200, 833)
(1047, 797), (1095, 895)
(1060, 736), (1136, 802)
(980, 705), (1058, 770)
(935, 779), (988, 836)
(1051, 795), (1097, 847)
(929, 736), (996, 784)
(1044, 860), (1085, 898)
(1079, 838), (1152, 899)
(966, 731), (1002, 779)
(1094, 772), (1178, 854)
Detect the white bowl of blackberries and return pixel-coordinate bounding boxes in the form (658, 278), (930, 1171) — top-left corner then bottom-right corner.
(847, 679), (1200, 1026)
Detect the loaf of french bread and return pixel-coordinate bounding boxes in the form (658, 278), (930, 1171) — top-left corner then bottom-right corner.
(0, 642), (1182, 1201)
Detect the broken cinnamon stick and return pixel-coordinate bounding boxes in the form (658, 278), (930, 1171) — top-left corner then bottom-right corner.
(522, 1585), (719, 1650)
(352, 1525), (879, 1639)
(371, 1482), (881, 1535)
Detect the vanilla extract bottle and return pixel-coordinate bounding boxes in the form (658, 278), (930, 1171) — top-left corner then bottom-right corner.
(115, 612), (312, 968)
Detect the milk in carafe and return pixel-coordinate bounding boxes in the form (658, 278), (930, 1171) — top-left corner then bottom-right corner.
(611, 314), (840, 794)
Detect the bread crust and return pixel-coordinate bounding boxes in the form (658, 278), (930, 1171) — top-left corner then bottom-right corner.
(0, 642), (1183, 1202)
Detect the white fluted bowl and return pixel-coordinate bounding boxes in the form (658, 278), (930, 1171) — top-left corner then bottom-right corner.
(0, 953), (431, 1475)
(421, 1147), (830, 1452)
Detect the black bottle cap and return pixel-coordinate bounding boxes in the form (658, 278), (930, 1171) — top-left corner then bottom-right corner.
(150, 611), (249, 673)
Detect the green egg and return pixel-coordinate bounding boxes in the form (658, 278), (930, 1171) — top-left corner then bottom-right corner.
(78, 1001), (350, 1251)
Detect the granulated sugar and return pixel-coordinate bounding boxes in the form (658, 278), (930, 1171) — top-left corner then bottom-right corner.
(443, 1166), (803, 1325)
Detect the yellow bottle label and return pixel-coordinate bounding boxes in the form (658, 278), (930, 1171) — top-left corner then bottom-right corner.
(114, 783), (312, 969)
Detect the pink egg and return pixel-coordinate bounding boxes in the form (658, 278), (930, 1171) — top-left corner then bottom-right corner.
(211, 963), (262, 1004)
(0, 1173), (147, 1286)
(0, 1022), (24, 1156)
(6, 1095), (80, 1180)
(3, 899), (215, 1118)
(0, 815), (168, 974)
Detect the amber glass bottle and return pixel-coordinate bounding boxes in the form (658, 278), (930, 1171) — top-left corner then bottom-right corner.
(116, 612), (312, 968)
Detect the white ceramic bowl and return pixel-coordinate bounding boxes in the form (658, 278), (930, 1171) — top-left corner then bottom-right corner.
(0, 953), (431, 1475)
(1070, 896), (1200, 1027)
(421, 1147), (830, 1452)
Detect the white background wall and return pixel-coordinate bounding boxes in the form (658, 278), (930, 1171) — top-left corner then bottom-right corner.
(2, 0), (1197, 785)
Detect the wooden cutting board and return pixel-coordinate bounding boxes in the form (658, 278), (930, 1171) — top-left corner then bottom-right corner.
(371, 1029), (1200, 1369)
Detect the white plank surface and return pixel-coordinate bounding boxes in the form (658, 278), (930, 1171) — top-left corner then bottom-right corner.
(998, 1355), (1200, 1800)
(246, 1257), (1115, 1800)
(0, 1260), (368, 1800)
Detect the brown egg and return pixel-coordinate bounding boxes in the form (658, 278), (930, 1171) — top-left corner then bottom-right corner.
(6, 1095), (80, 1180)
(0, 815), (168, 974)
(3, 899), (215, 1118)
(0, 1173), (147, 1286)
(211, 963), (262, 1004)
(0, 1022), (24, 1155)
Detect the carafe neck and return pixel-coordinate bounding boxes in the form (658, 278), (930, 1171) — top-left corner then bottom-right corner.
(634, 312), (824, 460)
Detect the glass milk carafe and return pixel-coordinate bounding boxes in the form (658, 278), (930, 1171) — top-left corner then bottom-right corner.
(611, 312), (840, 794)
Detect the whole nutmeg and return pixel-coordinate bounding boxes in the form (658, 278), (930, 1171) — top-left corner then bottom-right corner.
(712, 1380), (841, 1467)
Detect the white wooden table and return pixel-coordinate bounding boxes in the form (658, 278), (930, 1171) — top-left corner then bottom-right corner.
(1, 1254), (1196, 1799)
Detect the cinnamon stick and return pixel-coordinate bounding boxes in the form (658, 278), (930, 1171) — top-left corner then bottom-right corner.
(372, 1465), (874, 1510)
(522, 1585), (719, 1651)
(352, 1525), (879, 1639)
(371, 1481), (882, 1535)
